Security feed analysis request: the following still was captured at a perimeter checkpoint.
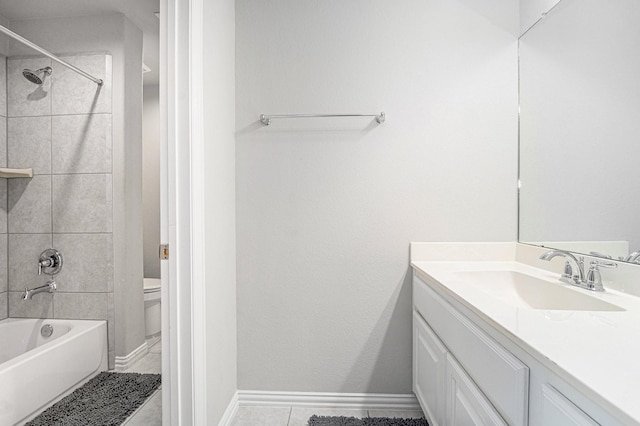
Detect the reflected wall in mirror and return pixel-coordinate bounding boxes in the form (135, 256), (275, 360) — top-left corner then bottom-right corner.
(519, 0), (640, 262)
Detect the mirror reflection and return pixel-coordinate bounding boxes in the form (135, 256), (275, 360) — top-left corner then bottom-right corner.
(519, 0), (640, 262)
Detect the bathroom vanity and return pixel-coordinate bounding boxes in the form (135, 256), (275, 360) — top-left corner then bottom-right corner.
(411, 243), (640, 426)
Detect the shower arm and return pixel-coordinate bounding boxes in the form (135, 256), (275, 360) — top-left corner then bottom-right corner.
(0, 24), (103, 86)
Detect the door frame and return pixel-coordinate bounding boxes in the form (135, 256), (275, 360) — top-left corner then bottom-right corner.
(160, 0), (207, 423)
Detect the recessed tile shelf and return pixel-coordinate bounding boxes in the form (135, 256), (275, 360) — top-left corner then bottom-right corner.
(0, 168), (33, 178)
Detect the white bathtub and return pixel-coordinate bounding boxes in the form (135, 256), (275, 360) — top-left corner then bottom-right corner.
(0, 318), (108, 425)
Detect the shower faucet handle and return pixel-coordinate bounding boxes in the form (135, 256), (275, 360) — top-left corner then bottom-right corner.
(38, 249), (63, 276)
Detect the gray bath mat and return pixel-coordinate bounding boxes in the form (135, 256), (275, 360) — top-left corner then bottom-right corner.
(308, 415), (429, 426)
(26, 372), (161, 426)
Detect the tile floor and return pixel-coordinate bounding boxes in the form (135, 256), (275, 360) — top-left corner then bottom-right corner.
(230, 406), (425, 426)
(116, 339), (424, 426)
(120, 338), (162, 425)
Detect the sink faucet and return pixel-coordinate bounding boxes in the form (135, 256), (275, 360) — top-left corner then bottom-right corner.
(623, 251), (640, 263)
(539, 250), (616, 292)
(22, 280), (57, 300)
(539, 249), (585, 284)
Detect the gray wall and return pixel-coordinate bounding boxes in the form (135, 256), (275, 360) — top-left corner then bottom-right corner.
(3, 52), (116, 362)
(6, 14), (144, 367)
(204, 0), (237, 423)
(0, 14), (8, 56)
(0, 53), (6, 321)
(142, 85), (160, 279)
(113, 17), (144, 362)
(236, 0), (519, 393)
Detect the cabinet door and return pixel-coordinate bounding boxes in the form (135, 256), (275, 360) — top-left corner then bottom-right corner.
(446, 354), (507, 426)
(414, 274), (529, 425)
(413, 311), (447, 426)
(541, 384), (599, 425)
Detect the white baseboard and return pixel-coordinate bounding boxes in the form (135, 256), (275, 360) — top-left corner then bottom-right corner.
(114, 342), (149, 372)
(218, 391), (239, 426)
(237, 390), (420, 410)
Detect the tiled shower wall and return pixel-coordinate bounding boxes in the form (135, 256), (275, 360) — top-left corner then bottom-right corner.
(0, 54), (6, 321)
(2, 54), (115, 366)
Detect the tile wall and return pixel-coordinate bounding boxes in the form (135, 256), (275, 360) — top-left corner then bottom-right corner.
(0, 54), (6, 320)
(3, 54), (115, 366)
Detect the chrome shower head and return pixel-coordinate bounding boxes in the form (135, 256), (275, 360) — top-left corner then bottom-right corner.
(22, 66), (52, 85)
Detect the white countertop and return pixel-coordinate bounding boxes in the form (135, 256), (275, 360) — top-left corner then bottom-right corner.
(411, 252), (640, 425)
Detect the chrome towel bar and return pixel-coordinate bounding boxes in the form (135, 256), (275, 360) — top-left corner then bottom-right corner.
(260, 112), (385, 126)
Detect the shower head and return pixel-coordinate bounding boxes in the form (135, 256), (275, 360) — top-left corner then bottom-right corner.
(22, 66), (52, 85)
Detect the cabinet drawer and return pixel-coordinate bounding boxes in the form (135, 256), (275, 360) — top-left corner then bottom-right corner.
(541, 384), (599, 425)
(414, 274), (529, 426)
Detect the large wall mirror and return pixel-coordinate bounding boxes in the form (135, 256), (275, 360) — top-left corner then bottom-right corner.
(519, 0), (640, 262)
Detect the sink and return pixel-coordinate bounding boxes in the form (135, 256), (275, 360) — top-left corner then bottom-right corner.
(452, 270), (625, 312)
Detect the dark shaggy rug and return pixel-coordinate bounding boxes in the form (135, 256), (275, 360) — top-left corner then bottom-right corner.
(26, 372), (161, 426)
(308, 415), (429, 425)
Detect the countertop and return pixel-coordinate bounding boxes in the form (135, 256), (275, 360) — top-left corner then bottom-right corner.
(411, 258), (640, 425)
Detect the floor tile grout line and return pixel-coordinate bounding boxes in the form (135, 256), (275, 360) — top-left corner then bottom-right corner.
(286, 406), (292, 426)
(120, 387), (162, 425)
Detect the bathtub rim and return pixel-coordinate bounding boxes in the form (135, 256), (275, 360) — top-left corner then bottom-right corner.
(0, 318), (107, 375)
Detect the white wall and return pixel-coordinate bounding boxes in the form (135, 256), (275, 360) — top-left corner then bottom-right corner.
(117, 17), (144, 357)
(143, 85), (160, 279)
(236, 0), (518, 393)
(520, 0), (561, 34)
(9, 14), (145, 364)
(203, 0), (237, 423)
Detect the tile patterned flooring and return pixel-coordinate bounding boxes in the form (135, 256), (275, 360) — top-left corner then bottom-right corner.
(117, 339), (424, 425)
(230, 406), (425, 426)
(120, 338), (162, 425)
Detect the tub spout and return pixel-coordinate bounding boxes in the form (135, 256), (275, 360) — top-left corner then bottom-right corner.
(22, 280), (56, 300)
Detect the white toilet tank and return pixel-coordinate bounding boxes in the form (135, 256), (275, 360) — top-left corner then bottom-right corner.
(143, 278), (161, 338)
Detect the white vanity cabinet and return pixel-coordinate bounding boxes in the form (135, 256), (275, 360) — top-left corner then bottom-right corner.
(445, 353), (508, 426)
(413, 311), (447, 426)
(414, 310), (507, 426)
(413, 271), (627, 426)
(413, 274), (528, 425)
(540, 384), (599, 425)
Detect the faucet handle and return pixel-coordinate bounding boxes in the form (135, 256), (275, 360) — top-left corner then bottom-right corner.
(586, 260), (617, 291)
(38, 249), (63, 276)
(593, 260), (618, 269)
(590, 251), (612, 259)
(561, 260), (573, 280)
(38, 258), (52, 275)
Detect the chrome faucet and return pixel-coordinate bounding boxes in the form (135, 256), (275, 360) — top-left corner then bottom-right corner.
(539, 249), (616, 291)
(539, 249), (585, 284)
(22, 280), (57, 300)
(22, 249), (64, 301)
(623, 251), (640, 263)
(38, 248), (63, 276)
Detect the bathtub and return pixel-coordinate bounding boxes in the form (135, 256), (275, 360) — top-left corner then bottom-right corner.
(0, 318), (108, 425)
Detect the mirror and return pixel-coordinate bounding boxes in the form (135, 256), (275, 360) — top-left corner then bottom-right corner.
(518, 0), (640, 262)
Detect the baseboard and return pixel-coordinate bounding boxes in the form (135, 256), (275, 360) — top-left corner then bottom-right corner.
(218, 391), (239, 426)
(237, 390), (420, 410)
(114, 342), (149, 372)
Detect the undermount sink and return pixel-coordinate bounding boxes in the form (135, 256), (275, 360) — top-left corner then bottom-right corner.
(452, 270), (625, 312)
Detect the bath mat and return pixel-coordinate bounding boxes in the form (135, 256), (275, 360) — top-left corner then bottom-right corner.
(308, 415), (429, 426)
(26, 372), (161, 426)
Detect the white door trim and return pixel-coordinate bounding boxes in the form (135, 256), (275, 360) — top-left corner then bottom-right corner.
(189, 0), (208, 422)
(160, 0), (207, 423)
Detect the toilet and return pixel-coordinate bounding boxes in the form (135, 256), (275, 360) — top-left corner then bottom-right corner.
(143, 278), (162, 338)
